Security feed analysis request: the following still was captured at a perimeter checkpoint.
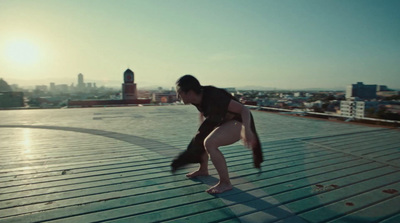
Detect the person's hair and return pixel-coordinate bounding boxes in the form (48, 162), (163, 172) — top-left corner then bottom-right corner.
(176, 75), (202, 94)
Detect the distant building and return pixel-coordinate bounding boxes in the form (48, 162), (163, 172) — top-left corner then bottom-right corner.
(385, 104), (400, 115)
(0, 92), (24, 108)
(341, 100), (365, 118)
(0, 79), (12, 92)
(152, 91), (178, 103)
(35, 85), (48, 92)
(346, 82), (377, 100)
(122, 69), (137, 100)
(56, 84), (69, 93)
(138, 90), (151, 99)
(376, 85), (399, 98)
(10, 84), (21, 91)
(377, 91), (400, 97)
(377, 85), (389, 92)
(340, 100), (378, 118)
(0, 79), (24, 108)
(304, 100), (323, 109)
(50, 82), (56, 92)
(293, 92), (303, 97)
(77, 73), (85, 91)
(50, 82), (70, 94)
(67, 68), (150, 107)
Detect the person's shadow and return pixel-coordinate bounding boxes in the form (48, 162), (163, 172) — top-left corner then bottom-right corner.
(192, 175), (308, 223)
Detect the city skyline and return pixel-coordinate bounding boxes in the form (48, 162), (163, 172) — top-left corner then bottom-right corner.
(1, 0), (399, 90)
(5, 74), (396, 92)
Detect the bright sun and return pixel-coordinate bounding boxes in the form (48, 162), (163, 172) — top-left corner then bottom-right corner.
(5, 39), (40, 66)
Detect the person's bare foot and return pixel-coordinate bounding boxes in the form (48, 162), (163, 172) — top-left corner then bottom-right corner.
(206, 182), (233, 194)
(186, 170), (209, 178)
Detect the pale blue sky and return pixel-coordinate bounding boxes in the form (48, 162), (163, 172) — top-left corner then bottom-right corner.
(0, 0), (399, 90)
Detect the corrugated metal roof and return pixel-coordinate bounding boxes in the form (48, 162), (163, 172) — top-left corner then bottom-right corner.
(0, 106), (399, 223)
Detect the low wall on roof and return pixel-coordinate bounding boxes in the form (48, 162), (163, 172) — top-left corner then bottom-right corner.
(67, 99), (151, 107)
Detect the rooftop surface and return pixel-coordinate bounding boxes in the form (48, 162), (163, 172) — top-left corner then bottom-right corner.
(0, 106), (399, 223)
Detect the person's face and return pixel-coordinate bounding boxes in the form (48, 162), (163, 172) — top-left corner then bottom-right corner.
(177, 89), (192, 104)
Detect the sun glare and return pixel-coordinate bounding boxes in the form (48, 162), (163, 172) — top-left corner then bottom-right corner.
(22, 128), (32, 154)
(5, 39), (40, 66)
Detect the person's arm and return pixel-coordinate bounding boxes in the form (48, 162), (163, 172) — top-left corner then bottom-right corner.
(227, 100), (257, 148)
(199, 112), (204, 125)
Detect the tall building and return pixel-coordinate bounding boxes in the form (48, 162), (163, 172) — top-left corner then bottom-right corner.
(122, 69), (137, 100)
(50, 82), (56, 92)
(346, 82), (377, 100)
(77, 73), (85, 91)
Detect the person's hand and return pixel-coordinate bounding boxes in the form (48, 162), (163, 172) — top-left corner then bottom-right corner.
(243, 129), (257, 149)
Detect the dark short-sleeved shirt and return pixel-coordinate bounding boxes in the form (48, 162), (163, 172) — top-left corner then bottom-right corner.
(193, 86), (242, 124)
(172, 86), (263, 170)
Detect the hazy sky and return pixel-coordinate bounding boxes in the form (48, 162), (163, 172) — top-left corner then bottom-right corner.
(0, 0), (399, 90)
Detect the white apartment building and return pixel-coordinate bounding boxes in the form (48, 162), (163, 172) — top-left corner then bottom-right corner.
(340, 100), (365, 118)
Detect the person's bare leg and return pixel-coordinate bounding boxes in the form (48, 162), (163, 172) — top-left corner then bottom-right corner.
(204, 121), (241, 194)
(186, 152), (209, 178)
(206, 147), (233, 194)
